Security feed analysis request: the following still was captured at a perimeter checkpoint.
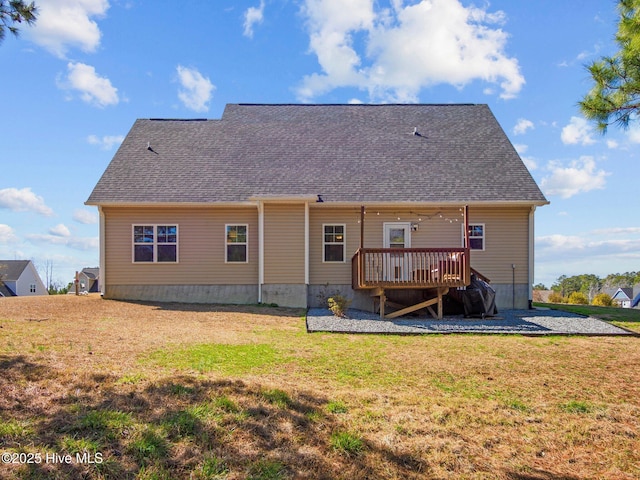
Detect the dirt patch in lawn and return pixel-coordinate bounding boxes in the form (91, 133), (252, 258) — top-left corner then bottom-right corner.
(0, 295), (639, 479)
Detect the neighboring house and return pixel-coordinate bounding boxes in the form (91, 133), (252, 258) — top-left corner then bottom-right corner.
(0, 260), (48, 297)
(611, 287), (640, 308)
(86, 104), (548, 315)
(75, 267), (100, 293)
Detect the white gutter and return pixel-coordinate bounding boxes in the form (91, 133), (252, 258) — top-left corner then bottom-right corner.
(529, 205), (536, 307)
(305, 202), (310, 285)
(258, 201), (264, 303)
(98, 206), (106, 296)
(309, 200), (550, 208)
(249, 195), (318, 203)
(84, 201), (258, 208)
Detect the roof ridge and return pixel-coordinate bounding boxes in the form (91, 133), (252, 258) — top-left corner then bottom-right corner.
(234, 103), (481, 107)
(147, 118), (210, 121)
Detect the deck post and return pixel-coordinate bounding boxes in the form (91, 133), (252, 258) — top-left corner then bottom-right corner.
(464, 205), (470, 249)
(360, 205), (365, 250)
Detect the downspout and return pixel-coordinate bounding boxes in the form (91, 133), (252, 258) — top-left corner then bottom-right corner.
(528, 206), (536, 309)
(305, 202), (310, 286)
(258, 201), (264, 303)
(98, 206), (106, 296)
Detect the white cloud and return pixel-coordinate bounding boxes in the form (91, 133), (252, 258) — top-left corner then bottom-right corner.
(297, 0), (524, 102)
(540, 156), (609, 199)
(536, 222), (640, 286)
(176, 66), (215, 113)
(87, 134), (124, 150)
(537, 232), (640, 261)
(73, 209), (98, 224)
(514, 142), (537, 170)
(521, 157), (538, 171)
(513, 143), (528, 154)
(0, 188), (54, 216)
(49, 224), (71, 237)
(513, 118), (534, 135)
(243, 0), (265, 38)
(591, 227), (640, 236)
(61, 62), (119, 107)
(26, 233), (99, 251)
(561, 116), (596, 145)
(606, 139), (619, 149)
(0, 225), (18, 243)
(627, 124), (640, 144)
(26, 0), (109, 58)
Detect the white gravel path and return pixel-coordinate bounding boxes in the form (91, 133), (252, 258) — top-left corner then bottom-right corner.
(306, 308), (635, 336)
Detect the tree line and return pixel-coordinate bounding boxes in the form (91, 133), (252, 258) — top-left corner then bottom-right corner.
(534, 272), (640, 306)
(535, 272), (640, 295)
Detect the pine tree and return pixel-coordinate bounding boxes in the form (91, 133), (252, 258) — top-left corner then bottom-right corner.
(0, 1), (37, 44)
(580, 0), (640, 132)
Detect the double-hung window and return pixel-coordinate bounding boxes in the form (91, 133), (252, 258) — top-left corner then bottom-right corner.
(467, 224), (485, 251)
(323, 224), (345, 262)
(226, 224), (248, 263)
(133, 225), (178, 262)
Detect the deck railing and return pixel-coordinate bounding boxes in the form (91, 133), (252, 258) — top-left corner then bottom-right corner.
(352, 247), (471, 290)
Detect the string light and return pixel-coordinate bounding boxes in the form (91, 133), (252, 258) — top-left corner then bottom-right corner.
(354, 208), (467, 226)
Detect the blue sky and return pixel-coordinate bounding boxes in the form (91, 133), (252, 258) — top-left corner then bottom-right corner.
(1, 0), (638, 289)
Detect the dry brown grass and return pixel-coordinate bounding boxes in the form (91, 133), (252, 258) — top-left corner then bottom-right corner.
(0, 294), (639, 479)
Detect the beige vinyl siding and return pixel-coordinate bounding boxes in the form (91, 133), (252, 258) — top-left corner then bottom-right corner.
(308, 205), (530, 287)
(263, 203), (305, 284)
(103, 207), (258, 286)
(309, 208), (359, 284)
(360, 208), (463, 248)
(467, 207), (530, 284)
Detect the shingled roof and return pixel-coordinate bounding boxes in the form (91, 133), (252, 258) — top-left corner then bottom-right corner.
(86, 104), (548, 205)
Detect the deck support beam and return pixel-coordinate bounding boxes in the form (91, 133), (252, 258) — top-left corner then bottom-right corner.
(370, 287), (450, 320)
(384, 287), (449, 320)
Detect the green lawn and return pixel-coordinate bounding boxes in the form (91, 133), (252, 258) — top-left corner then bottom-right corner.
(1, 295), (639, 479)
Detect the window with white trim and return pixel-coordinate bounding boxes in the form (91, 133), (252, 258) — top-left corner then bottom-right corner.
(467, 224), (485, 251)
(226, 224), (248, 263)
(323, 224), (345, 262)
(133, 225), (178, 262)
(30, 284), (36, 293)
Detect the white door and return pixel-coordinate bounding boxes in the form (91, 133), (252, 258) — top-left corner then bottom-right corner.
(383, 223), (412, 281)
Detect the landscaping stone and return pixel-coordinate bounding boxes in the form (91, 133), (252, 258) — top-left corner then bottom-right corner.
(306, 308), (635, 336)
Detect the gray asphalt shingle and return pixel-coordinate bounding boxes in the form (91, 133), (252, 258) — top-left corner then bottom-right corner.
(86, 104), (548, 205)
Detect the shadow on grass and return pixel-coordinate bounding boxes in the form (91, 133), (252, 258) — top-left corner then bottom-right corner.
(0, 355), (433, 479)
(110, 298), (305, 318)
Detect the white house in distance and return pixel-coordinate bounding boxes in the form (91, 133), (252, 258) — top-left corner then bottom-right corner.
(610, 287), (640, 309)
(0, 260), (48, 297)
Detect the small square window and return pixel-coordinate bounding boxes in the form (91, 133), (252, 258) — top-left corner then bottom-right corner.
(323, 225), (345, 262)
(467, 224), (485, 250)
(226, 225), (248, 262)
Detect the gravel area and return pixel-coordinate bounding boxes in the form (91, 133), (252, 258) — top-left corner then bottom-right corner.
(306, 308), (635, 336)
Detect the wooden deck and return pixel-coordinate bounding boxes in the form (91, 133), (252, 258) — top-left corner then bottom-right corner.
(352, 247), (471, 290)
(351, 247), (472, 319)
